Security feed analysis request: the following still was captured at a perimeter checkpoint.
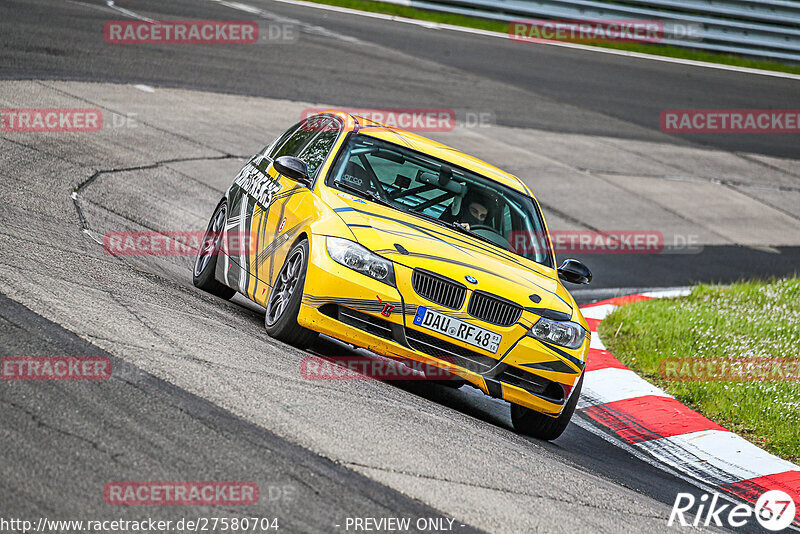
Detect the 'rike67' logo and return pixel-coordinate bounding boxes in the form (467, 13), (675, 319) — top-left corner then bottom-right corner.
(669, 490), (796, 531)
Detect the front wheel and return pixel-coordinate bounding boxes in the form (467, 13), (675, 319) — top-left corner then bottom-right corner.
(510, 374), (583, 441)
(264, 239), (318, 349)
(193, 200), (236, 300)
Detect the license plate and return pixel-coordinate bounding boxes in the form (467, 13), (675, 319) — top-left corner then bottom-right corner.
(413, 306), (501, 353)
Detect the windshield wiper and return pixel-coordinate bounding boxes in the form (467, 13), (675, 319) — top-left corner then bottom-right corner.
(333, 180), (395, 209)
(411, 210), (499, 248)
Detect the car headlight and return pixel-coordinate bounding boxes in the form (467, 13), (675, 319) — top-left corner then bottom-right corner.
(528, 317), (586, 349)
(326, 236), (396, 286)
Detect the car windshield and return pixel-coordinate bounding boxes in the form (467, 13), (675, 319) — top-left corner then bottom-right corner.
(327, 134), (553, 267)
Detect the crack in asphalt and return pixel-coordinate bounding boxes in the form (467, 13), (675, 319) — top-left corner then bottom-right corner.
(585, 171), (734, 244)
(581, 168), (800, 191)
(593, 136), (800, 185)
(720, 182), (800, 224)
(71, 154), (245, 241)
(0, 135), (89, 169)
(580, 167), (800, 225)
(36, 80), (235, 154)
(1, 398), (124, 463)
(76, 195), (213, 250)
(107, 291), (191, 356)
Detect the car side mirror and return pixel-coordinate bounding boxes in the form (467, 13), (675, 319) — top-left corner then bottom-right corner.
(557, 259), (592, 285)
(274, 156), (312, 187)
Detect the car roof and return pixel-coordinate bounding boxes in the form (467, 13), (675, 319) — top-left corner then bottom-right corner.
(318, 111), (532, 196)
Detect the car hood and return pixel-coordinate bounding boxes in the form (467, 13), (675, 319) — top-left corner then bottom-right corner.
(324, 190), (576, 317)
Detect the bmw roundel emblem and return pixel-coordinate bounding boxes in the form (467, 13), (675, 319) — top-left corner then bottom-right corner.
(465, 275), (478, 284)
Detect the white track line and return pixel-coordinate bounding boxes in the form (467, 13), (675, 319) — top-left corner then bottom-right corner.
(572, 415), (754, 507)
(580, 304), (618, 320)
(578, 292), (800, 531)
(589, 334), (607, 350)
(210, 0), (363, 43)
(641, 288), (692, 299)
(581, 367), (673, 406)
(639, 430), (800, 483)
(105, 0), (154, 22)
(262, 0), (800, 80)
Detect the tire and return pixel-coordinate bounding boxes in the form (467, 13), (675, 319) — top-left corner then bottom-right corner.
(193, 200), (236, 300)
(510, 374), (583, 441)
(264, 239), (318, 349)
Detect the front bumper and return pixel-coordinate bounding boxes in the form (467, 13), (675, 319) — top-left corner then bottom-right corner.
(297, 235), (587, 416)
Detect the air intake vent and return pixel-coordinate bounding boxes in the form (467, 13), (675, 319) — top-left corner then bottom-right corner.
(499, 366), (564, 402)
(411, 269), (466, 310)
(467, 291), (522, 327)
(405, 327), (498, 372)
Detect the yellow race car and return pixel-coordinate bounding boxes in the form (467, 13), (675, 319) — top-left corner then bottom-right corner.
(194, 111), (592, 440)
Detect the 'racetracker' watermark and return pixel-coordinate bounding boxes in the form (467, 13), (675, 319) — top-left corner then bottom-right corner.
(1, 108), (101, 132)
(103, 231), (253, 256)
(104, 20), (297, 44)
(301, 355), (465, 381)
(1, 108), (139, 132)
(1, 356), (111, 380)
(661, 358), (800, 382)
(509, 19), (702, 44)
(510, 19), (662, 43)
(301, 108), (459, 132)
(509, 230), (703, 255)
(0, 517), (280, 532)
(104, 482), (261, 505)
(669, 490), (796, 531)
(661, 109), (800, 133)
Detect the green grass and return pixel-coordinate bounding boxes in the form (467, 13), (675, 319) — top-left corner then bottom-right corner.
(599, 278), (800, 463)
(298, 0), (800, 75)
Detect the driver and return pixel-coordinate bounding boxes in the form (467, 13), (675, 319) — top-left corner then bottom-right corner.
(443, 190), (497, 230)
(463, 200), (488, 227)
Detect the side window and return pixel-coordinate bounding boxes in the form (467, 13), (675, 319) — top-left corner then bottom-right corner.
(262, 122), (302, 160)
(501, 204), (512, 236)
(297, 117), (342, 177)
(261, 115), (342, 177)
(272, 121), (318, 160)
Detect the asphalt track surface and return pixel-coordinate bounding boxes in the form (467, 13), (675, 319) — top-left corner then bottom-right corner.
(2, 0), (800, 288)
(0, 293), (478, 533)
(0, 0), (798, 532)
(3, 0), (799, 157)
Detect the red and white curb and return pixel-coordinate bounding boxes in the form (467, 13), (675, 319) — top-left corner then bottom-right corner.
(577, 290), (800, 525)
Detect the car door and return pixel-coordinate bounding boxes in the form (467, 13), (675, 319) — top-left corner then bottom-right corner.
(223, 123), (298, 298)
(228, 115), (343, 307)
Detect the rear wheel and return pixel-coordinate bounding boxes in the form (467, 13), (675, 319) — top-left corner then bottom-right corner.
(264, 239), (318, 349)
(193, 200), (236, 300)
(510, 374), (583, 441)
